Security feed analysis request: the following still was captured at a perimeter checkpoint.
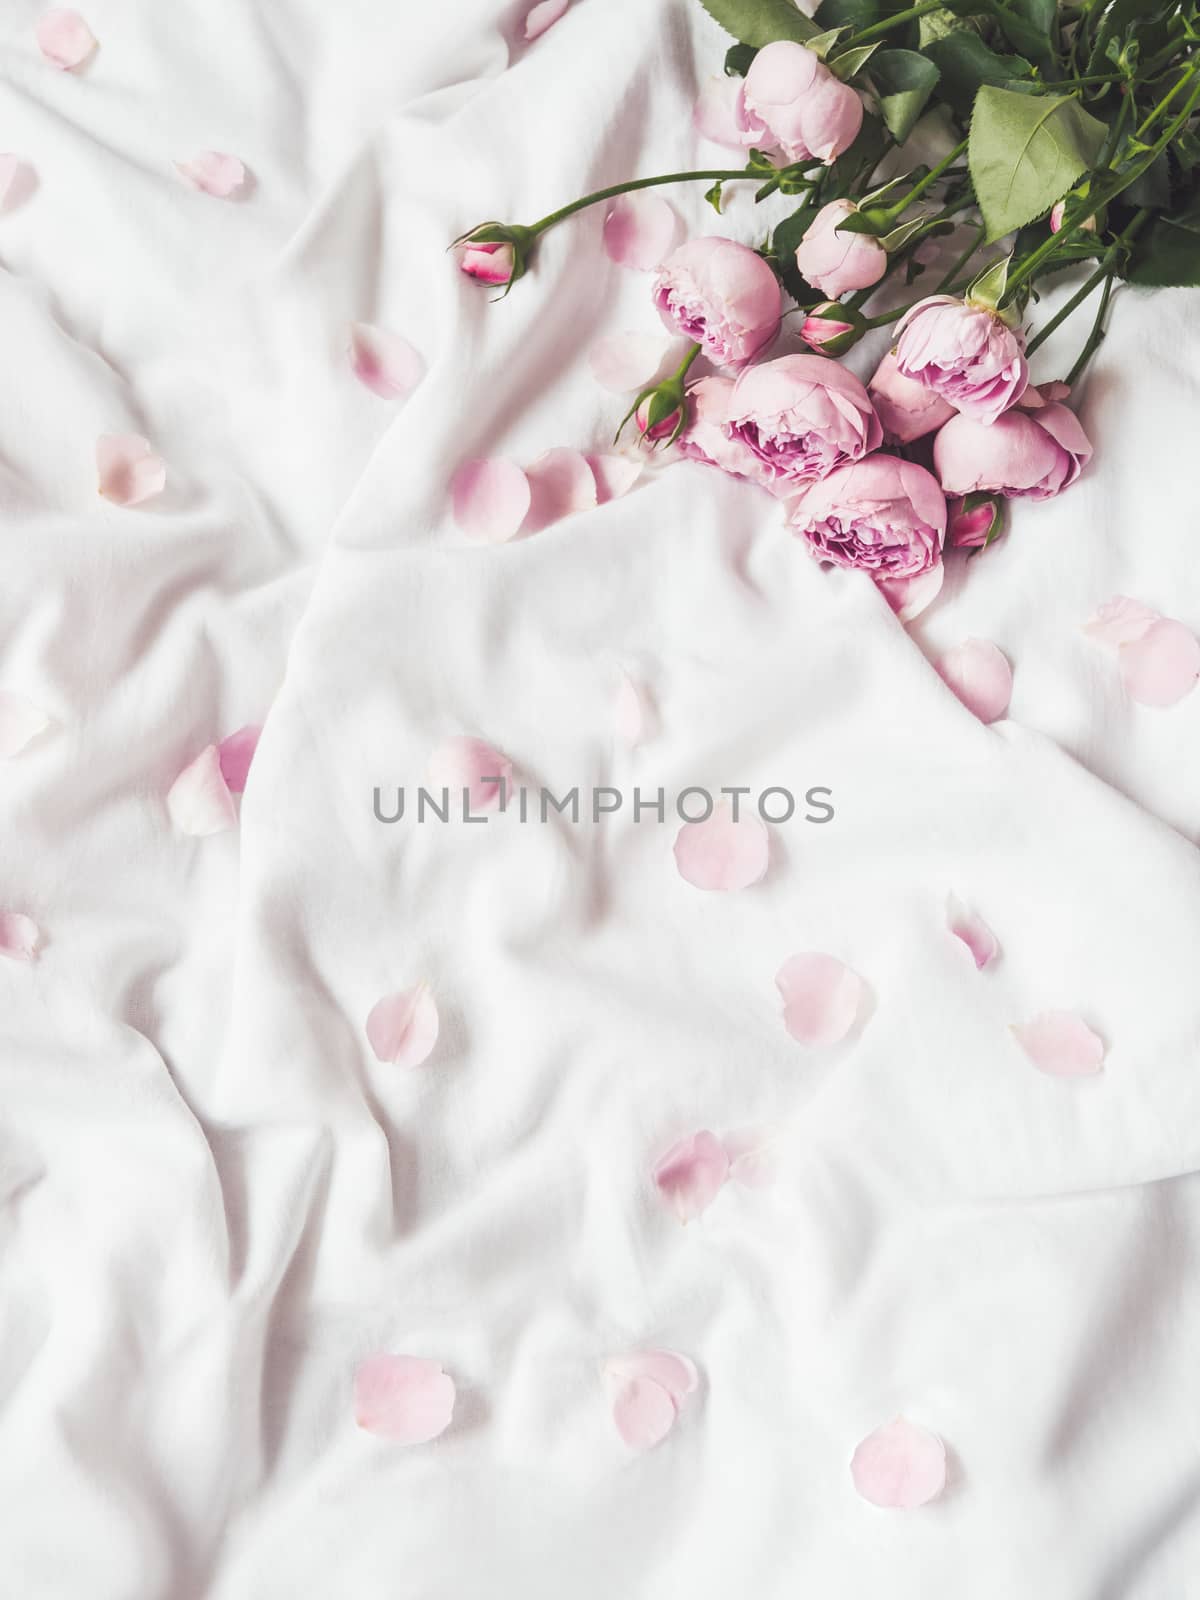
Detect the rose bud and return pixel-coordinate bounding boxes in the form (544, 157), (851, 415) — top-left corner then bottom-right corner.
(799, 301), (864, 356)
(948, 496), (1002, 549)
(893, 294), (1029, 423)
(725, 353), (881, 490)
(934, 401), (1093, 503)
(676, 376), (776, 491)
(786, 455), (946, 580)
(635, 393), (683, 443)
(1049, 198), (1099, 234)
(453, 222), (534, 291)
(795, 200), (887, 299)
(653, 237), (782, 369)
(739, 41), (863, 164)
(868, 350), (955, 444)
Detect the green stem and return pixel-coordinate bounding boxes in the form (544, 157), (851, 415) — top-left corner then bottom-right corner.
(1024, 208), (1150, 356)
(936, 220), (987, 293)
(673, 343), (702, 382)
(863, 277), (971, 329)
(1065, 274), (1114, 386)
(1135, 60), (1199, 138)
(528, 170), (762, 235)
(887, 139), (969, 213)
(844, 0), (946, 48)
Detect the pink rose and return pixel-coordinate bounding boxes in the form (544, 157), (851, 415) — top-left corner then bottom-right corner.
(739, 41), (864, 164)
(724, 353), (882, 489)
(868, 350), (955, 444)
(457, 239), (516, 285)
(786, 455), (946, 579)
(800, 301), (857, 353)
(948, 498), (1000, 548)
(653, 237), (782, 369)
(676, 376), (775, 490)
(894, 294), (1029, 423)
(795, 200), (887, 299)
(934, 400), (1093, 502)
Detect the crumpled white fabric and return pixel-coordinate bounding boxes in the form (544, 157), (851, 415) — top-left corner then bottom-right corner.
(2, 1), (1200, 1596)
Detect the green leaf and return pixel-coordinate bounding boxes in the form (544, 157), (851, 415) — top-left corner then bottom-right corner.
(705, 181), (725, 214)
(724, 42), (758, 76)
(1126, 187), (1200, 287)
(805, 26), (847, 59)
(969, 87), (1107, 242)
(990, 0), (1056, 71)
(829, 42), (880, 80)
(771, 204), (820, 303)
(695, 0), (820, 46)
(924, 32), (1032, 117)
(869, 49), (940, 143)
(878, 214), (934, 252)
(1123, 147), (1172, 210)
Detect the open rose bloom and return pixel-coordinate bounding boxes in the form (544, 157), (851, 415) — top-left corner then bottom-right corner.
(894, 295), (1029, 423)
(787, 456), (946, 580)
(935, 392), (1092, 501)
(724, 355), (882, 490)
(653, 238), (781, 368)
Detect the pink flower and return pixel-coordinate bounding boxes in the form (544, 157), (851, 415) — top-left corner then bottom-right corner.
(739, 41), (863, 164)
(786, 455), (946, 579)
(1050, 200), (1097, 234)
(724, 354), (881, 489)
(934, 401), (1092, 503)
(676, 376), (775, 490)
(868, 350), (955, 444)
(894, 294), (1028, 423)
(458, 239), (516, 285)
(653, 237), (781, 369)
(799, 301), (857, 353)
(795, 200), (887, 299)
(948, 497), (1000, 548)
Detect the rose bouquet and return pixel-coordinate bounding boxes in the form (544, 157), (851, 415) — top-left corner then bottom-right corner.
(454, 0), (1200, 616)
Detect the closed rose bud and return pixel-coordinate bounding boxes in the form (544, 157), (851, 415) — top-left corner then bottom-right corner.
(636, 395), (682, 442)
(653, 237), (782, 369)
(948, 497), (1000, 549)
(1049, 199), (1098, 234)
(894, 294), (1029, 424)
(739, 41), (863, 164)
(795, 200), (887, 299)
(458, 239), (516, 284)
(800, 302), (858, 354)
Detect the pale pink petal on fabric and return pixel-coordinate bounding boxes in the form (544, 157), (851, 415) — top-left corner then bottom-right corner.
(35, 9), (96, 69)
(365, 983), (440, 1068)
(173, 152), (246, 198)
(587, 332), (677, 394)
(587, 453), (643, 505)
(603, 194), (681, 272)
(654, 1130), (730, 1223)
(524, 0), (568, 41)
(878, 561), (944, 624)
(614, 673), (656, 747)
(775, 952), (864, 1046)
(1012, 1011), (1105, 1077)
(1119, 618), (1200, 708)
(611, 1376), (678, 1451)
(851, 1419), (947, 1509)
(451, 458), (531, 543)
(217, 725), (261, 793)
(0, 692), (51, 758)
(522, 448), (597, 534)
(349, 323), (424, 402)
(0, 155), (18, 206)
(97, 434), (166, 507)
(353, 1354), (456, 1444)
(936, 638), (1012, 724)
(673, 804), (768, 891)
(1083, 595), (1160, 648)
(0, 912), (40, 963)
(946, 894), (999, 970)
(427, 735), (513, 811)
(167, 745), (237, 836)
(724, 1129), (777, 1189)
(605, 1350), (699, 1405)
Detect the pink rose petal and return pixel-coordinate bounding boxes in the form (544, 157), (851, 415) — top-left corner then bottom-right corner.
(0, 692), (51, 758)
(673, 803), (768, 891)
(427, 735), (513, 812)
(522, 447), (597, 534)
(775, 952), (865, 1047)
(451, 458), (531, 543)
(587, 332), (678, 395)
(614, 673), (656, 747)
(936, 638), (1012, 724)
(693, 75), (753, 148)
(611, 1376), (678, 1451)
(654, 1130), (730, 1223)
(217, 725), (261, 794)
(349, 323), (424, 402)
(166, 745), (237, 837)
(946, 894), (998, 970)
(1083, 595), (1160, 648)
(1119, 617), (1200, 708)
(878, 560), (944, 624)
(353, 1354), (456, 1444)
(365, 982), (440, 1068)
(1012, 1010), (1105, 1077)
(0, 911), (40, 963)
(586, 453), (643, 505)
(605, 1349), (699, 1405)
(173, 152), (246, 199)
(35, 8), (96, 70)
(524, 0), (568, 41)
(603, 194), (681, 272)
(728, 1139), (776, 1190)
(851, 1418), (947, 1509)
(97, 434), (166, 508)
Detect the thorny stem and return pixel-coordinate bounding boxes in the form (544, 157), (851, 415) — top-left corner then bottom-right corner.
(1024, 209), (1150, 356)
(1065, 274), (1115, 386)
(528, 171), (763, 235)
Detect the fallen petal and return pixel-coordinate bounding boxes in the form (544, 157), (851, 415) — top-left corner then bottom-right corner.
(878, 561), (944, 624)
(587, 333), (678, 394)
(603, 193), (680, 272)
(728, 1140), (776, 1190)
(775, 952), (865, 1047)
(0, 911), (40, 963)
(524, 0), (568, 42)
(946, 894), (999, 970)
(36, 8), (96, 69)
(1083, 595), (1160, 648)
(587, 453), (643, 505)
(451, 458), (531, 543)
(173, 152), (246, 198)
(427, 735), (512, 812)
(97, 434), (166, 507)
(0, 692), (51, 758)
(353, 1354), (456, 1443)
(605, 1350), (699, 1405)
(217, 725), (261, 793)
(851, 1418), (947, 1509)
(936, 638), (1012, 724)
(614, 673), (656, 747)
(522, 447), (597, 534)
(673, 803), (768, 891)
(654, 1130), (729, 1223)
(365, 983), (440, 1068)
(1012, 1010), (1105, 1077)
(1119, 617), (1200, 708)
(167, 745), (237, 837)
(611, 1376), (678, 1451)
(349, 322), (424, 402)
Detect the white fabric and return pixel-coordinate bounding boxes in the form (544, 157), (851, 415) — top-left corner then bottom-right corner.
(2, 1), (1200, 1594)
